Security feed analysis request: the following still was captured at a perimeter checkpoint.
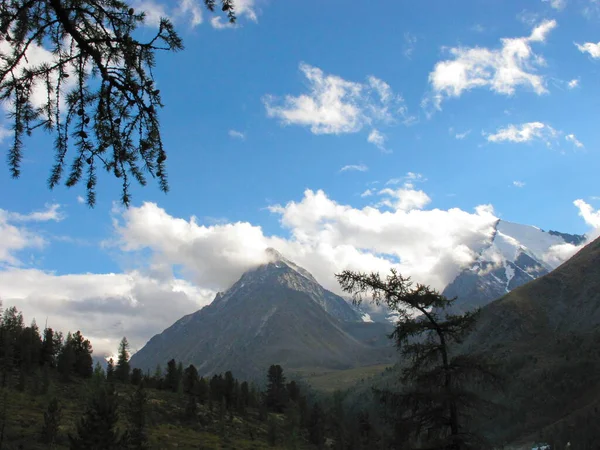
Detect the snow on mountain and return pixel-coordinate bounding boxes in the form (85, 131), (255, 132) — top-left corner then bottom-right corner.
(442, 220), (586, 313)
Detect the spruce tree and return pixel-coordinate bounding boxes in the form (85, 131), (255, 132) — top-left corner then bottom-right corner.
(337, 269), (502, 450)
(69, 384), (122, 449)
(0, 0), (237, 205)
(265, 364), (287, 413)
(165, 359), (179, 392)
(106, 357), (115, 382)
(115, 337), (131, 383)
(183, 364), (199, 395)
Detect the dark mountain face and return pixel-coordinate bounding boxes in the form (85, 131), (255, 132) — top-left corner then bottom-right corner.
(459, 236), (600, 443)
(130, 249), (394, 381)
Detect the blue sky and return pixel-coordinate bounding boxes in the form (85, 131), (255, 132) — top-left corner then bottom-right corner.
(2, 0), (600, 355)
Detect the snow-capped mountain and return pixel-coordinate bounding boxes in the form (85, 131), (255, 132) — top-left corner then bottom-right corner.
(442, 220), (586, 313)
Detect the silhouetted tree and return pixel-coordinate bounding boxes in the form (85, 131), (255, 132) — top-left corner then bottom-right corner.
(106, 358), (115, 383)
(115, 337), (130, 383)
(337, 269), (502, 450)
(40, 328), (60, 368)
(265, 365), (287, 413)
(165, 359), (179, 393)
(57, 337), (76, 382)
(182, 364), (199, 395)
(69, 331), (93, 378)
(1, 0), (237, 205)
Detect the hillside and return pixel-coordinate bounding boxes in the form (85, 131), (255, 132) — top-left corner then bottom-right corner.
(458, 235), (600, 445)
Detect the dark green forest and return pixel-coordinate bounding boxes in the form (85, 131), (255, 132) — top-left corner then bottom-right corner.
(0, 302), (386, 449)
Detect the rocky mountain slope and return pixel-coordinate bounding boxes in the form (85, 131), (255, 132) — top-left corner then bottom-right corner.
(130, 249), (394, 381)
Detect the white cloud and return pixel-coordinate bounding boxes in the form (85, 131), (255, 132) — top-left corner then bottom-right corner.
(228, 129), (246, 140)
(403, 32), (417, 58)
(542, 0), (566, 9)
(454, 129), (471, 140)
(5, 186), (596, 357)
(428, 20), (557, 109)
(0, 210), (46, 266)
(486, 122), (558, 145)
(360, 189), (375, 198)
(544, 199), (600, 265)
(513, 181), (526, 188)
(386, 172), (426, 187)
(576, 41), (600, 58)
(568, 78), (580, 89)
(377, 187), (432, 211)
(77, 196), (86, 204)
(340, 164), (368, 173)
(264, 63), (411, 135)
(0, 268), (215, 357)
(574, 199), (600, 228)
(8, 204), (63, 223)
(565, 133), (584, 148)
(367, 129), (390, 152)
(132, 0), (171, 26)
(0, 126), (10, 144)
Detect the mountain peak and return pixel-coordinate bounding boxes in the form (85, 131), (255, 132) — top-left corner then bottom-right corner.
(265, 247), (284, 261)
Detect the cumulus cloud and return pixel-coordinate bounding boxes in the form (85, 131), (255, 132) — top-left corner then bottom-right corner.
(568, 78), (580, 89)
(486, 121), (558, 146)
(0, 268), (215, 356)
(576, 41), (600, 58)
(427, 20), (556, 109)
(565, 133), (584, 148)
(4, 185), (596, 357)
(543, 199), (600, 266)
(340, 164), (368, 173)
(228, 129), (246, 140)
(513, 181), (526, 188)
(264, 63), (412, 135)
(575, 199), (600, 228)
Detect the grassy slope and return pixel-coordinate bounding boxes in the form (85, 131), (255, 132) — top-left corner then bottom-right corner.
(1, 378), (313, 450)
